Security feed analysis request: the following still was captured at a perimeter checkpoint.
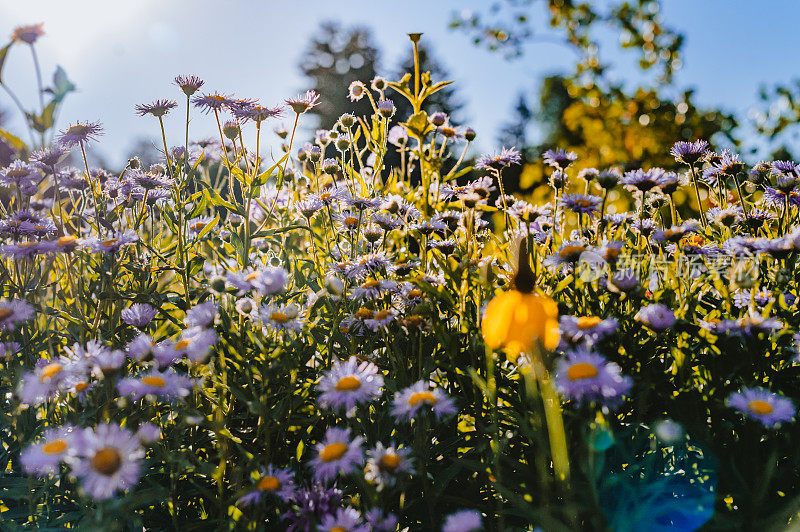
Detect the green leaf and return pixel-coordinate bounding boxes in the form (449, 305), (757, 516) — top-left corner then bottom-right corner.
(196, 213), (219, 240)
(0, 42), (12, 84)
(49, 65), (76, 103)
(0, 128), (27, 152)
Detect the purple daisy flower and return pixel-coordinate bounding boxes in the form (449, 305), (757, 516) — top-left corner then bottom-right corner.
(475, 146), (522, 171)
(237, 465), (296, 505)
(621, 168), (662, 193)
(57, 121), (103, 147)
(260, 304), (303, 333)
(85, 231), (138, 254)
(174, 327), (218, 363)
(0, 241), (43, 259)
(635, 303), (676, 332)
(309, 427), (364, 484)
(727, 388), (795, 428)
(365, 509), (399, 532)
(391, 381), (457, 423)
(555, 349), (632, 407)
(560, 193), (602, 216)
(174, 74), (205, 96)
(559, 315), (618, 346)
(68, 423), (144, 500)
(136, 423), (162, 444)
(317, 356), (384, 416)
(116, 370), (195, 401)
(443, 509), (484, 532)
(12, 23), (45, 44)
(185, 301), (218, 328)
(365, 442), (414, 487)
(20, 425), (78, 476)
(121, 303), (156, 328)
(192, 92), (233, 114)
(542, 148), (578, 170)
(285, 90), (321, 114)
(319, 508), (369, 532)
(135, 99), (178, 117)
(0, 299), (35, 330)
(670, 140), (709, 166)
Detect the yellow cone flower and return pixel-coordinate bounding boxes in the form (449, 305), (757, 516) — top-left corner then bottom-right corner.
(481, 289), (560, 357)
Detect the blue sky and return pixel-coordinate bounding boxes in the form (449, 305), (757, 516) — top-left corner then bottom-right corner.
(0, 0), (798, 165)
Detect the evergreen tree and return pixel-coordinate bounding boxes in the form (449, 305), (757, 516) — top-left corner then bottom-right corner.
(299, 22), (379, 130)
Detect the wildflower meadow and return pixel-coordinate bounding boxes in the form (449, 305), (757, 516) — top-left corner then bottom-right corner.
(3, 17), (800, 532)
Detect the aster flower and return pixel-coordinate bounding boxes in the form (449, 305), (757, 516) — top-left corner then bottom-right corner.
(555, 349), (632, 407)
(174, 327), (218, 363)
(635, 303), (676, 332)
(0, 160), (41, 193)
(285, 90), (320, 114)
(443, 510), (484, 532)
(309, 427), (364, 484)
(121, 303), (157, 328)
(136, 423), (162, 444)
(391, 380), (457, 422)
(0, 299), (35, 330)
(559, 315), (618, 346)
(544, 241), (590, 272)
(68, 423), (144, 500)
(192, 92), (233, 114)
(365, 442), (414, 488)
(237, 465), (296, 505)
(174, 74), (205, 96)
(20, 425), (77, 476)
(30, 145), (69, 168)
(670, 140), (709, 166)
(365, 509), (399, 531)
(57, 121), (103, 147)
(364, 308), (397, 331)
(135, 99), (178, 117)
(560, 193), (602, 216)
(348, 81), (367, 101)
(317, 356), (384, 415)
(727, 388), (795, 428)
(12, 23), (45, 44)
(319, 507), (368, 532)
(621, 168), (662, 193)
(117, 370), (195, 401)
(475, 146), (522, 171)
(85, 230), (138, 254)
(185, 301), (218, 327)
(260, 303), (303, 333)
(713, 314), (781, 336)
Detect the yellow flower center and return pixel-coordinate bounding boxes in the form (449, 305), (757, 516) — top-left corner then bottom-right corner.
(335, 376), (362, 391)
(57, 235), (77, 247)
(331, 528), (346, 532)
(40, 363), (63, 382)
(748, 400), (774, 415)
(408, 391), (437, 406)
(567, 362), (598, 381)
(191, 222), (206, 232)
(174, 339), (191, 351)
(257, 476), (281, 491)
(355, 307), (374, 319)
(42, 439), (67, 454)
(379, 453), (402, 472)
(270, 312), (289, 323)
(362, 279), (381, 289)
(91, 447), (122, 476)
(373, 310), (391, 320)
(246, 272), (259, 281)
(559, 245), (585, 260)
(0, 308), (13, 320)
(344, 216), (358, 226)
(408, 289), (422, 298)
(319, 442), (348, 462)
(75, 382), (89, 393)
(102, 238), (119, 247)
(141, 376), (166, 387)
(67, 124), (89, 136)
(574, 199), (593, 208)
(577, 316), (602, 330)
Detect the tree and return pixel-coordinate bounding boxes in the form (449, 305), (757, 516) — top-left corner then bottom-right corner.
(498, 93), (533, 149)
(299, 22), (379, 130)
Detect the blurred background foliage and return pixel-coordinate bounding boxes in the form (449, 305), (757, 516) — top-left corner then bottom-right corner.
(282, 0), (799, 219)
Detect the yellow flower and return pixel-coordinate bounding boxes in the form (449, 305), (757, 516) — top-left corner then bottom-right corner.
(481, 290), (560, 357)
